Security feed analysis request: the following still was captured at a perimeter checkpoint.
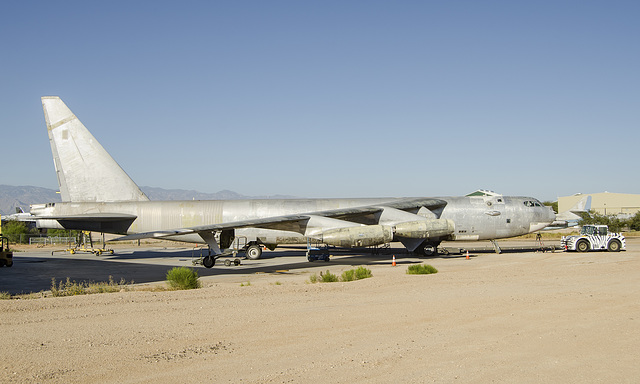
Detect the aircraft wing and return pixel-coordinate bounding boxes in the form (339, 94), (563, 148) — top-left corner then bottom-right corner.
(112, 198), (448, 241)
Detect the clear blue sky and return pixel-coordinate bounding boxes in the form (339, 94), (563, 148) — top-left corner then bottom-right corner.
(2, 1), (638, 201)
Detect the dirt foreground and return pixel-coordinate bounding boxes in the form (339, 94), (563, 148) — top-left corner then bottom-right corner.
(2, 242), (640, 383)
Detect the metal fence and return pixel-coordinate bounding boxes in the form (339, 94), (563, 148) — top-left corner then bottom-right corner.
(26, 235), (77, 246)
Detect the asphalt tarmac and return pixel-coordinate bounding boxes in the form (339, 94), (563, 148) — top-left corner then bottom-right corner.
(0, 239), (562, 295)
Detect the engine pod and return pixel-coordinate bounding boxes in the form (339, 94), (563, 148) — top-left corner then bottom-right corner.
(320, 225), (393, 247)
(393, 219), (455, 239)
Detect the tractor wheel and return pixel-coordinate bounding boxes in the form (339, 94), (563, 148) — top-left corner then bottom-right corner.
(576, 240), (590, 253)
(607, 239), (621, 252)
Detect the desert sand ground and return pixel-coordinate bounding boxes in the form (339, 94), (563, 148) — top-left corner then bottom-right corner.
(2, 240), (639, 383)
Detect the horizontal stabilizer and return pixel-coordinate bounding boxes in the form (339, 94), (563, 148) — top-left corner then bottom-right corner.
(37, 213), (138, 234)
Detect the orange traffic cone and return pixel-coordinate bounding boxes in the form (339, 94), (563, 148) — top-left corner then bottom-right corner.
(392, 255), (396, 267)
(466, 250), (470, 260)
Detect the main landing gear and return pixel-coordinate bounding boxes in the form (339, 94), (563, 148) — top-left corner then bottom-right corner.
(417, 241), (441, 257)
(245, 243), (263, 260)
(197, 242), (264, 268)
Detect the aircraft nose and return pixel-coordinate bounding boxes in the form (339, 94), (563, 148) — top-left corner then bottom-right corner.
(529, 206), (556, 232)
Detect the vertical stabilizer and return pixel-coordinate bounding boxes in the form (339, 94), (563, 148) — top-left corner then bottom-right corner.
(42, 96), (149, 202)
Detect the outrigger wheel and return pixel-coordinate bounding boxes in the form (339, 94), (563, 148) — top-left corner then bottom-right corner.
(202, 255), (215, 268)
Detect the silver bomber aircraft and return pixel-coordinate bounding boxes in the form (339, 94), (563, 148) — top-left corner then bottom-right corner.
(31, 97), (556, 267)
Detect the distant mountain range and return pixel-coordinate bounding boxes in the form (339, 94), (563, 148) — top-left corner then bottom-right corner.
(0, 185), (296, 215)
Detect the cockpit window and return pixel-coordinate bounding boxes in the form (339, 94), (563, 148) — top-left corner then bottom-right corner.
(524, 200), (542, 207)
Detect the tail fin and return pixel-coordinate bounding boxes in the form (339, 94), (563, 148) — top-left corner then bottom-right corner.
(569, 195), (592, 214)
(42, 96), (149, 202)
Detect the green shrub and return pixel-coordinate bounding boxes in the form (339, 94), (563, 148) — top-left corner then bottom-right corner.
(354, 266), (372, 280)
(341, 269), (355, 282)
(311, 267), (373, 284)
(407, 264), (438, 275)
(1, 220), (39, 244)
(0, 292), (10, 300)
(320, 270), (339, 283)
(166, 267), (201, 290)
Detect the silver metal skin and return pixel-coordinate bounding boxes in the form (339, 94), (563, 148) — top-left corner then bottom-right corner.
(32, 97), (556, 257)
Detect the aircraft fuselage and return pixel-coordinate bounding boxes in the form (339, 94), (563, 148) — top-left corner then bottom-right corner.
(32, 194), (554, 246)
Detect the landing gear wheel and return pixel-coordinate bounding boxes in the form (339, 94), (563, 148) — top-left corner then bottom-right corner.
(202, 256), (215, 268)
(245, 244), (263, 260)
(576, 240), (590, 253)
(421, 244), (437, 257)
(234, 258), (241, 266)
(224, 259), (231, 267)
(607, 240), (621, 252)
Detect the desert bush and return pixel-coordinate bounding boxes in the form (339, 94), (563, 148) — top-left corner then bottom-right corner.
(341, 269), (355, 282)
(312, 267), (373, 283)
(166, 267), (201, 290)
(407, 264), (438, 275)
(320, 270), (338, 283)
(354, 266), (372, 280)
(50, 276), (132, 297)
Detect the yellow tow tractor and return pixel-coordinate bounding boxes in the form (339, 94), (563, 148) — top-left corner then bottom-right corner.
(0, 236), (13, 267)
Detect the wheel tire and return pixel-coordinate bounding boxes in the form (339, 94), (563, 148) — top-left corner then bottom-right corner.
(0, 259), (5, 267)
(202, 256), (215, 268)
(607, 240), (621, 252)
(576, 240), (590, 253)
(234, 258), (241, 266)
(246, 244), (262, 260)
(422, 244), (437, 257)
(224, 259), (231, 267)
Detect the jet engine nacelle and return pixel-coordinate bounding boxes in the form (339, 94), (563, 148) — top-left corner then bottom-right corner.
(393, 219), (455, 239)
(319, 225), (394, 247)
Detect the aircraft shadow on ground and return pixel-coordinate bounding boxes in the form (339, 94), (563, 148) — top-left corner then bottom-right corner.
(1, 248), (419, 295)
(1, 244), (555, 295)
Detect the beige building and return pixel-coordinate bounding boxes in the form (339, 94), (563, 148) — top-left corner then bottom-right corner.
(558, 192), (640, 215)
